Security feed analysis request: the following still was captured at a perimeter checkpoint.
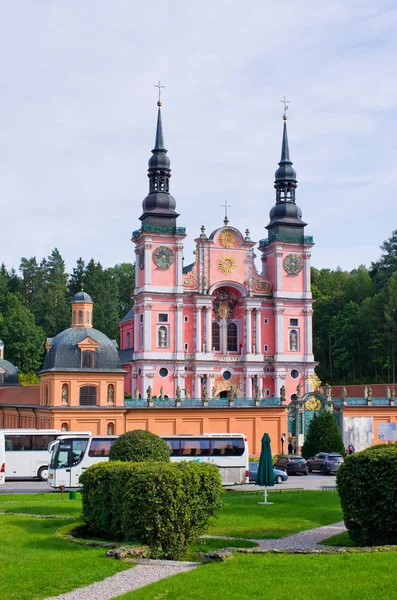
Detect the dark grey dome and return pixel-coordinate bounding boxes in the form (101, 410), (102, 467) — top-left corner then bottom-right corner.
(275, 162), (296, 183)
(142, 191), (177, 214)
(268, 201), (303, 226)
(0, 359), (19, 385)
(72, 291), (93, 304)
(41, 327), (123, 373)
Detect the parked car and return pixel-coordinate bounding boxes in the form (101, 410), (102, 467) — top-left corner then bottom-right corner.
(249, 462), (288, 484)
(273, 455), (308, 475)
(306, 453), (344, 474)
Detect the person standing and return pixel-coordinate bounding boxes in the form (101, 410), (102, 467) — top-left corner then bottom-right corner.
(347, 444), (355, 455)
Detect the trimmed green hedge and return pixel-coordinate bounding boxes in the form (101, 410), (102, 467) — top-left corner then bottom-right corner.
(80, 460), (223, 559)
(109, 430), (170, 463)
(337, 444), (397, 545)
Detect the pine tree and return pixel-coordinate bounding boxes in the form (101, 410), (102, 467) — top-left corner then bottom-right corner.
(301, 410), (346, 459)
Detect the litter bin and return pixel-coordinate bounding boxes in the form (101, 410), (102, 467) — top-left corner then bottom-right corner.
(69, 491), (77, 500)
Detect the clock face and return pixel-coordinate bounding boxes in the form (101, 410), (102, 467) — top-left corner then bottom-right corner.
(139, 251), (144, 270)
(283, 253), (303, 276)
(153, 246), (174, 269)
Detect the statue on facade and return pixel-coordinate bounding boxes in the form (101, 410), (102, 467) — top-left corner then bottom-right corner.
(235, 386), (240, 399)
(107, 385), (114, 404)
(62, 384), (68, 405)
(325, 383), (332, 400)
(202, 387), (208, 401)
(280, 385), (286, 403)
(185, 387), (190, 398)
(290, 330), (298, 351)
(341, 386), (347, 402)
(386, 386), (391, 400)
(212, 386), (216, 399)
(146, 386), (152, 401)
(134, 388), (140, 399)
(254, 386), (261, 403)
(176, 385), (181, 400)
(262, 387), (266, 399)
(297, 383), (303, 398)
(160, 386), (165, 400)
(366, 385), (373, 401)
(391, 388), (395, 403)
(159, 326), (167, 348)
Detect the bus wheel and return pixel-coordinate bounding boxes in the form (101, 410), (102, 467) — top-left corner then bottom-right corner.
(38, 467), (49, 481)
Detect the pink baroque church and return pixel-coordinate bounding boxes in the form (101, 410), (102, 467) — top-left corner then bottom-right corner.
(119, 99), (316, 403)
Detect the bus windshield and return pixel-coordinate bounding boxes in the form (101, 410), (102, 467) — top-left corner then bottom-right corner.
(50, 438), (88, 469)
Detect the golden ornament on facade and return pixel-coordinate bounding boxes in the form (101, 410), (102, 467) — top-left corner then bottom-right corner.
(306, 373), (322, 392)
(220, 230), (235, 248)
(304, 396), (322, 411)
(218, 254), (236, 275)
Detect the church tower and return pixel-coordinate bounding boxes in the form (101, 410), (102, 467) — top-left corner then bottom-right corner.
(259, 108), (316, 401)
(131, 94), (187, 398)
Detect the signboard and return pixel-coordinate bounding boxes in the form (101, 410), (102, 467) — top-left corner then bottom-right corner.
(378, 422), (397, 442)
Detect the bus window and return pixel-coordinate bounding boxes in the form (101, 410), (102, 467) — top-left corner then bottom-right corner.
(31, 435), (58, 451)
(72, 439), (88, 465)
(88, 439), (115, 457)
(57, 447), (71, 469)
(5, 435), (32, 451)
(211, 438), (244, 457)
(180, 439), (211, 457)
(163, 439), (181, 457)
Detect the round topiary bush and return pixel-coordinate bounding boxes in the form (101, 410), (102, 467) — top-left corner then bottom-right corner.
(109, 430), (170, 463)
(337, 443), (397, 546)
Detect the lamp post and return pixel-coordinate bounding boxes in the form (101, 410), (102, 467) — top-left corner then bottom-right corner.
(281, 434), (286, 454)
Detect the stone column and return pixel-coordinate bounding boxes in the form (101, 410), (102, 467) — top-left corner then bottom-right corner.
(275, 306), (285, 355)
(176, 244), (184, 290)
(144, 242), (152, 286)
(143, 302), (152, 351)
(134, 310), (139, 350)
(275, 249), (283, 292)
(195, 374), (202, 399)
(245, 374), (253, 399)
(205, 306), (212, 352)
(134, 248), (140, 291)
(245, 308), (252, 354)
(304, 307), (313, 358)
(304, 251), (311, 294)
(255, 308), (261, 354)
(175, 302), (184, 353)
(195, 306), (202, 353)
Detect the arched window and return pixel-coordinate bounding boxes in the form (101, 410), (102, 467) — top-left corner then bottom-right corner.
(81, 350), (95, 368)
(289, 330), (298, 351)
(61, 384), (69, 405)
(107, 384), (114, 404)
(79, 385), (97, 406)
(126, 332), (131, 348)
(61, 423), (69, 432)
(72, 311), (76, 324)
(78, 310), (83, 324)
(45, 385), (49, 405)
(85, 310), (90, 324)
(212, 322), (220, 351)
(107, 423), (114, 435)
(227, 322), (238, 352)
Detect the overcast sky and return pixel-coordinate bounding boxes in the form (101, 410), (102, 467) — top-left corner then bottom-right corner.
(1, 1), (396, 274)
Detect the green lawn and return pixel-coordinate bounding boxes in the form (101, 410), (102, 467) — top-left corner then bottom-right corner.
(320, 531), (358, 547)
(206, 491), (342, 539)
(116, 552), (397, 600)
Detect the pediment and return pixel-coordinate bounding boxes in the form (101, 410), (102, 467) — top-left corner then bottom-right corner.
(77, 336), (100, 350)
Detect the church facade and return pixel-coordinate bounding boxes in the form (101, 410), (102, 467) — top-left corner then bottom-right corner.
(120, 101), (316, 403)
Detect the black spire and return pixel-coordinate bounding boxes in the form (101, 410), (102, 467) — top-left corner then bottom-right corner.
(266, 115), (306, 241)
(140, 101), (179, 227)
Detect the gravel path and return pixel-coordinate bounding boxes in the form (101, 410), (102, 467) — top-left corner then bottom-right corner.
(44, 560), (199, 600)
(254, 521), (347, 549)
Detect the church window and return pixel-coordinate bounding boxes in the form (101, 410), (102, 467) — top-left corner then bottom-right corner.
(290, 318), (299, 326)
(140, 325), (144, 348)
(61, 423), (69, 432)
(107, 423), (115, 435)
(81, 350), (95, 368)
(291, 369), (300, 379)
(212, 322), (220, 351)
(227, 322), (238, 352)
(159, 314), (168, 322)
(184, 316), (189, 322)
(222, 370), (232, 381)
(266, 389), (270, 397)
(79, 385), (97, 406)
(72, 311), (76, 324)
(289, 330), (299, 352)
(159, 367), (169, 378)
(158, 325), (168, 348)
(45, 385), (49, 405)
(78, 310), (83, 324)
(126, 332), (131, 348)
(85, 311), (90, 324)
(264, 318), (268, 324)
(264, 344), (268, 353)
(140, 314), (143, 323)
(184, 343), (188, 351)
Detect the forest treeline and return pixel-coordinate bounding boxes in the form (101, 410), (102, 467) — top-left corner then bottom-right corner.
(1, 230), (397, 384)
(0, 249), (135, 375)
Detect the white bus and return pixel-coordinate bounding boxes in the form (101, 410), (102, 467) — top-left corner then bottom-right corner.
(0, 429), (92, 483)
(47, 433), (249, 488)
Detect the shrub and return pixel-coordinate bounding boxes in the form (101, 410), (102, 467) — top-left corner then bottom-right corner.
(301, 410), (346, 459)
(108, 429), (170, 463)
(80, 460), (223, 559)
(337, 444), (397, 545)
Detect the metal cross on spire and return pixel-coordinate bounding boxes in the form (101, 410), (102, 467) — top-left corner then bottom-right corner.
(280, 96), (290, 120)
(221, 200), (231, 225)
(154, 80), (165, 106)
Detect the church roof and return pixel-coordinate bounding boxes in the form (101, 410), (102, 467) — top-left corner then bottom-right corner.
(0, 359), (19, 386)
(120, 307), (135, 322)
(40, 327), (124, 373)
(71, 291), (93, 304)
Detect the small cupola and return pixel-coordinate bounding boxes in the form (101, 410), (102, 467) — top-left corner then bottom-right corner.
(71, 289), (93, 328)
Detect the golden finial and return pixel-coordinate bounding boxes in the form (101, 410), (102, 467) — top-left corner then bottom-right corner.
(280, 96), (290, 120)
(154, 80), (165, 106)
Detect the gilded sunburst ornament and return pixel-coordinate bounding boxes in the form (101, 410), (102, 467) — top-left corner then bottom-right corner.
(218, 254), (236, 275)
(220, 231), (235, 248)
